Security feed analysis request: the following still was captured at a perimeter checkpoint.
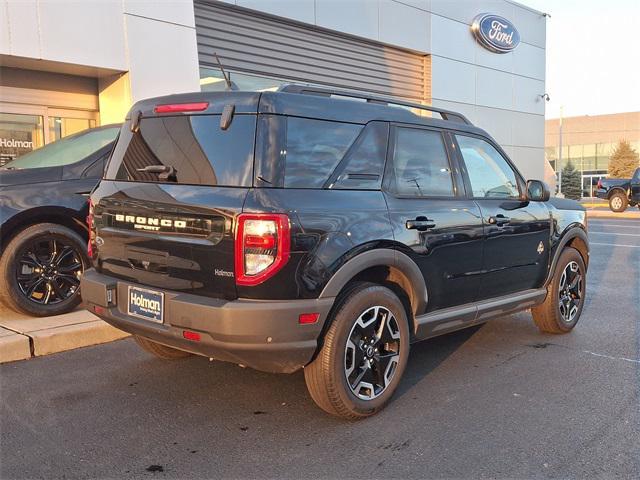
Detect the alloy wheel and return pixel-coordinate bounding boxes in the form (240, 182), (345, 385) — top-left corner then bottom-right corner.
(344, 306), (401, 400)
(558, 260), (583, 323)
(15, 236), (84, 305)
(611, 196), (622, 210)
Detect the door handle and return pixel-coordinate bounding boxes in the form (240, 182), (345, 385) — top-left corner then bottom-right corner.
(406, 217), (436, 231)
(488, 214), (510, 226)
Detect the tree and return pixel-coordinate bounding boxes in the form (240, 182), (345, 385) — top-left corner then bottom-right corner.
(561, 161), (582, 200)
(608, 140), (640, 178)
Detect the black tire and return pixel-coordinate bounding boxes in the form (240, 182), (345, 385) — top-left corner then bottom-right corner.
(0, 223), (88, 317)
(133, 335), (193, 359)
(531, 247), (586, 334)
(304, 282), (410, 419)
(608, 192), (628, 212)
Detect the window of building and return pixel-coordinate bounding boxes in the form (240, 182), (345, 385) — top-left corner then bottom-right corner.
(457, 135), (520, 198)
(49, 117), (96, 142)
(200, 68), (285, 92)
(0, 113), (45, 166)
(284, 117), (362, 189)
(389, 127), (454, 197)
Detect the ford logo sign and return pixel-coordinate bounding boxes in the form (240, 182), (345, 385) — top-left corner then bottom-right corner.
(471, 13), (520, 53)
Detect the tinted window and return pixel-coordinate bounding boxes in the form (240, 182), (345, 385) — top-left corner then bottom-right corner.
(456, 135), (519, 198)
(3, 127), (118, 170)
(389, 127), (454, 197)
(284, 117), (361, 188)
(106, 115), (255, 186)
(330, 122), (387, 190)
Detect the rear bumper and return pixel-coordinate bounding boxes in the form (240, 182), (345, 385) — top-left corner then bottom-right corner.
(80, 269), (334, 373)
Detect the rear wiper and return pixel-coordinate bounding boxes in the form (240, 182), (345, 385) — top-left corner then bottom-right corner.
(136, 165), (177, 181)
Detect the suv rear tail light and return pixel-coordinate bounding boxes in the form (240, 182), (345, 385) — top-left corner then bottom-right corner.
(597, 179), (602, 189)
(235, 213), (290, 286)
(87, 198), (96, 259)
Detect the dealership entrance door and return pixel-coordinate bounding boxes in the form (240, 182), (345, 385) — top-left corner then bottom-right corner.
(0, 106), (97, 166)
(0, 67), (100, 166)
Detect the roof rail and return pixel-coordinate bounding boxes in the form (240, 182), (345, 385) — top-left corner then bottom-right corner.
(277, 84), (472, 125)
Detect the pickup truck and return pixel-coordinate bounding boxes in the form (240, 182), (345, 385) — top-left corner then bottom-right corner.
(596, 167), (640, 212)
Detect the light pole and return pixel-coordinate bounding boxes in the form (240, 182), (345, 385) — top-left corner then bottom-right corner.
(557, 106), (564, 197)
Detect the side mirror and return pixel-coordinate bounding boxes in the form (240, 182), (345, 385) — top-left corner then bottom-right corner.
(526, 179), (551, 202)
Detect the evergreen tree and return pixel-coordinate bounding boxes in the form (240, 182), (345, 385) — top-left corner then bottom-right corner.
(561, 161), (582, 200)
(608, 140), (640, 178)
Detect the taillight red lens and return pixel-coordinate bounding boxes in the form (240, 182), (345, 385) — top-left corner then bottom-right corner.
(154, 102), (209, 114)
(235, 213), (290, 286)
(597, 179), (602, 189)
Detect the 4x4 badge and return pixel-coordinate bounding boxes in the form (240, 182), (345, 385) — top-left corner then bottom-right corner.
(537, 241), (545, 255)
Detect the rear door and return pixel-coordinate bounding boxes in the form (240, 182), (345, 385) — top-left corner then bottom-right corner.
(383, 125), (484, 312)
(94, 101), (257, 300)
(631, 168), (640, 203)
(453, 134), (551, 299)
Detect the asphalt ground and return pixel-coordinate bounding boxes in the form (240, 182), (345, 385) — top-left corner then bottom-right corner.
(1, 217), (638, 479)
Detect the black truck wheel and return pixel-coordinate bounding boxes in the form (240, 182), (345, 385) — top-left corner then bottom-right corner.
(0, 223), (88, 317)
(609, 192), (628, 212)
(304, 282), (410, 419)
(133, 336), (193, 359)
(531, 247), (586, 334)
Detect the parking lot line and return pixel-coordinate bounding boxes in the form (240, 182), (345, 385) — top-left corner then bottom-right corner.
(588, 232), (640, 237)
(590, 242), (640, 248)
(588, 223), (640, 229)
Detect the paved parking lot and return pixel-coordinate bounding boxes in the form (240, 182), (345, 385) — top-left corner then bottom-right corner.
(1, 218), (638, 479)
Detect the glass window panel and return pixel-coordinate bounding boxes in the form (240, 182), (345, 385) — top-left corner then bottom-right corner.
(284, 117), (361, 189)
(391, 128), (454, 197)
(3, 126), (118, 170)
(0, 113), (45, 166)
(109, 115), (255, 186)
(332, 122), (387, 190)
(49, 117), (96, 142)
(457, 135), (520, 199)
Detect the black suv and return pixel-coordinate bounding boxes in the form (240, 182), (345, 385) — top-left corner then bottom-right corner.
(81, 86), (589, 418)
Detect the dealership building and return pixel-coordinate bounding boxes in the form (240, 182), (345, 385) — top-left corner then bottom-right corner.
(0, 0), (547, 178)
(545, 111), (640, 197)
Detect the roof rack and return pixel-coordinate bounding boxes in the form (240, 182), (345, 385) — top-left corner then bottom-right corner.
(278, 84), (472, 125)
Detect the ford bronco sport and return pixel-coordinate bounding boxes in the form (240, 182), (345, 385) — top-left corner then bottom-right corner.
(81, 86), (589, 419)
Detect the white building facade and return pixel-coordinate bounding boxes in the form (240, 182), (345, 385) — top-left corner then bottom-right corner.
(0, 0), (546, 178)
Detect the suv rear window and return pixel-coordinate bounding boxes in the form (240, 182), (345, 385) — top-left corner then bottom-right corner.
(105, 115), (255, 186)
(284, 117), (362, 188)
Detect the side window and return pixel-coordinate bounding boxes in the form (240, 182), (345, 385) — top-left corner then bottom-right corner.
(330, 122), (387, 190)
(82, 156), (106, 178)
(456, 135), (520, 198)
(284, 117), (362, 188)
(389, 127), (455, 197)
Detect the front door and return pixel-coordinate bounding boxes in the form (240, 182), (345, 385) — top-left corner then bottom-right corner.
(383, 125), (484, 313)
(454, 134), (551, 300)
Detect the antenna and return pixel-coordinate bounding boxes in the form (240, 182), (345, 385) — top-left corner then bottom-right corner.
(214, 52), (233, 90)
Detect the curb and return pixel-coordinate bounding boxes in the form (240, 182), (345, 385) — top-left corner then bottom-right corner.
(0, 327), (31, 363)
(30, 321), (130, 357)
(0, 309), (130, 364)
(586, 210), (640, 220)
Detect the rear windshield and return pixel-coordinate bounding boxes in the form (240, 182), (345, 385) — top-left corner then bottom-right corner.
(104, 114), (255, 186)
(3, 127), (118, 170)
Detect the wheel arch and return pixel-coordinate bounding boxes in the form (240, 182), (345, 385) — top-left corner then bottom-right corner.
(545, 227), (589, 286)
(607, 187), (627, 199)
(319, 248), (428, 332)
(0, 206), (88, 251)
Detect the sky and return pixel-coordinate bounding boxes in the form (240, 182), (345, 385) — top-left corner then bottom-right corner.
(522, 0), (640, 119)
